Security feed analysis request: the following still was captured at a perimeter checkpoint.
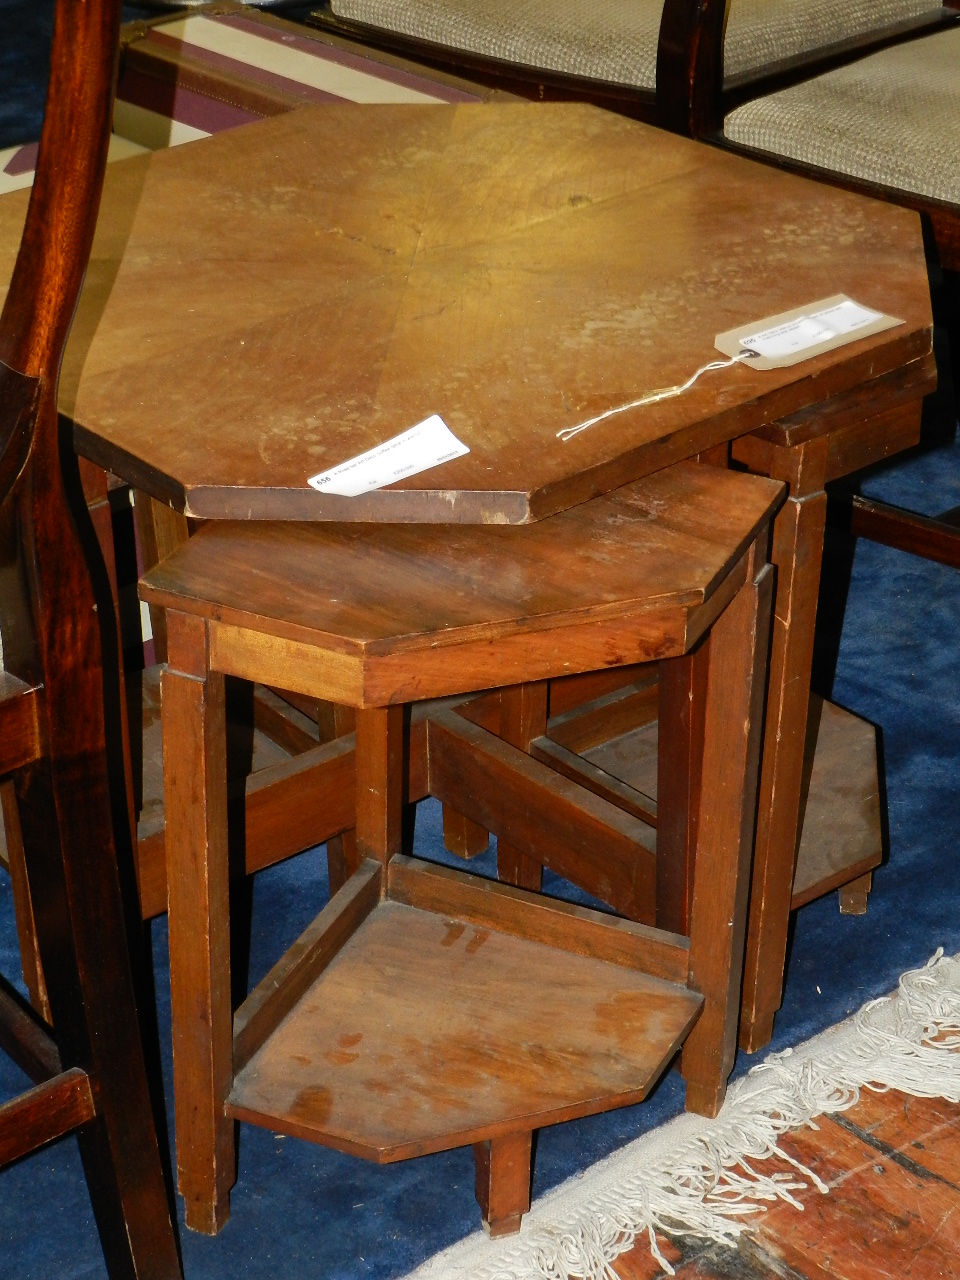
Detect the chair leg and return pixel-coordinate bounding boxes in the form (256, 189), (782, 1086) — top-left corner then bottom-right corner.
(1, 779), (50, 1020)
(163, 610), (234, 1235)
(474, 1131), (532, 1237)
(681, 549), (774, 1118)
(15, 756), (181, 1278)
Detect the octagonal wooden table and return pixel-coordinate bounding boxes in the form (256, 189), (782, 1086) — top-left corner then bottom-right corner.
(0, 99), (935, 1056)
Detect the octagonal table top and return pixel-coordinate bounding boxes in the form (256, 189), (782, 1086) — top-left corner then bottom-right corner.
(0, 101), (932, 522)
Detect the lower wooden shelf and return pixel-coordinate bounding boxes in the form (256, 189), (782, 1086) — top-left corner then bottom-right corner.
(227, 858), (701, 1162)
(576, 695), (882, 910)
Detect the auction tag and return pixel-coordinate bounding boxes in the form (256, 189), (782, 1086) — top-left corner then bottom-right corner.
(715, 295), (902, 369)
(308, 414), (469, 497)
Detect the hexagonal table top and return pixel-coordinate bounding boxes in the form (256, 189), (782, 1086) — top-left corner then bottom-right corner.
(0, 102), (931, 522)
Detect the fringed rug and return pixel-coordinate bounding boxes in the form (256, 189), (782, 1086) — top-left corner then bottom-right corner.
(403, 949), (960, 1280)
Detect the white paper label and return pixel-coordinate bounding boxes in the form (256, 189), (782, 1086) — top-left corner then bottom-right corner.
(739, 300), (884, 360)
(307, 414), (469, 497)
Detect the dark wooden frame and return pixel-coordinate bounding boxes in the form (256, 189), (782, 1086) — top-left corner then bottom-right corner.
(0, 0), (181, 1273)
(309, 0), (960, 139)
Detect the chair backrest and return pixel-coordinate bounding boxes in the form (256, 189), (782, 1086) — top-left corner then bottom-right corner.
(655, 0), (960, 136)
(0, 0), (122, 793)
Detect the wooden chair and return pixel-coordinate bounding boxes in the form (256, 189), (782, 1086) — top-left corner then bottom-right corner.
(0, 0), (182, 1274)
(140, 460), (781, 1237)
(310, 0), (959, 122)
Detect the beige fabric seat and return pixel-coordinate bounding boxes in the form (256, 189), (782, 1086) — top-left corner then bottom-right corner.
(724, 27), (960, 206)
(329, 0), (943, 90)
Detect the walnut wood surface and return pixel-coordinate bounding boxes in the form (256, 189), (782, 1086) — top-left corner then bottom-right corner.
(162, 611), (234, 1234)
(737, 435), (828, 1052)
(529, 734), (658, 827)
(226, 898), (702, 1160)
(837, 493), (960, 568)
(0, 103), (930, 522)
(233, 857), (382, 1073)
(152, 455), (777, 1232)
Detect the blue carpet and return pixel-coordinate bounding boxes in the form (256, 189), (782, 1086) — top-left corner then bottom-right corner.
(3, 6), (960, 1275)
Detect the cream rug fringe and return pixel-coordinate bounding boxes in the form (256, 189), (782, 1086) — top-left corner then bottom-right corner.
(402, 949), (960, 1280)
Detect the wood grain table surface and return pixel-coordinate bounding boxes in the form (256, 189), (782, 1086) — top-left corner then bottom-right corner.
(0, 100), (933, 522)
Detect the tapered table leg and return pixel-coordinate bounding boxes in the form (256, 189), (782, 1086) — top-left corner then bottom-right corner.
(163, 609), (234, 1233)
(732, 435), (829, 1053)
(474, 1131), (533, 1237)
(682, 542), (773, 1115)
(496, 683), (547, 891)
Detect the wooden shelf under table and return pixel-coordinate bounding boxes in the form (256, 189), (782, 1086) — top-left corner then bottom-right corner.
(226, 856), (701, 1161)
(573, 695), (882, 910)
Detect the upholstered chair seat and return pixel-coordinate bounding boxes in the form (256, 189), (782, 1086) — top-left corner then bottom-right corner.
(724, 27), (960, 206)
(328, 0), (944, 90)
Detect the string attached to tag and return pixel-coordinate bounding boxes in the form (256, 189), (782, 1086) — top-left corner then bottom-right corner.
(556, 349), (760, 443)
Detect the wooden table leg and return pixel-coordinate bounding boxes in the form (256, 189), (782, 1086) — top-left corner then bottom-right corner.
(656, 639), (709, 935)
(163, 609), (234, 1234)
(327, 705), (361, 895)
(354, 704), (404, 870)
(496, 683), (547, 891)
(1, 779), (50, 1020)
(682, 545), (773, 1116)
(474, 1131), (533, 1237)
(442, 806), (490, 859)
(732, 434), (829, 1053)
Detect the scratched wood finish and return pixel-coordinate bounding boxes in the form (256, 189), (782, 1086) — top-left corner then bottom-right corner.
(681, 549), (772, 1116)
(0, 105), (930, 522)
(227, 898), (702, 1160)
(656, 0), (960, 273)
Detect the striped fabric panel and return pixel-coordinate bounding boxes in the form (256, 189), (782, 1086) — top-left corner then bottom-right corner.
(138, 12), (480, 108)
(5, 14), (482, 194)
